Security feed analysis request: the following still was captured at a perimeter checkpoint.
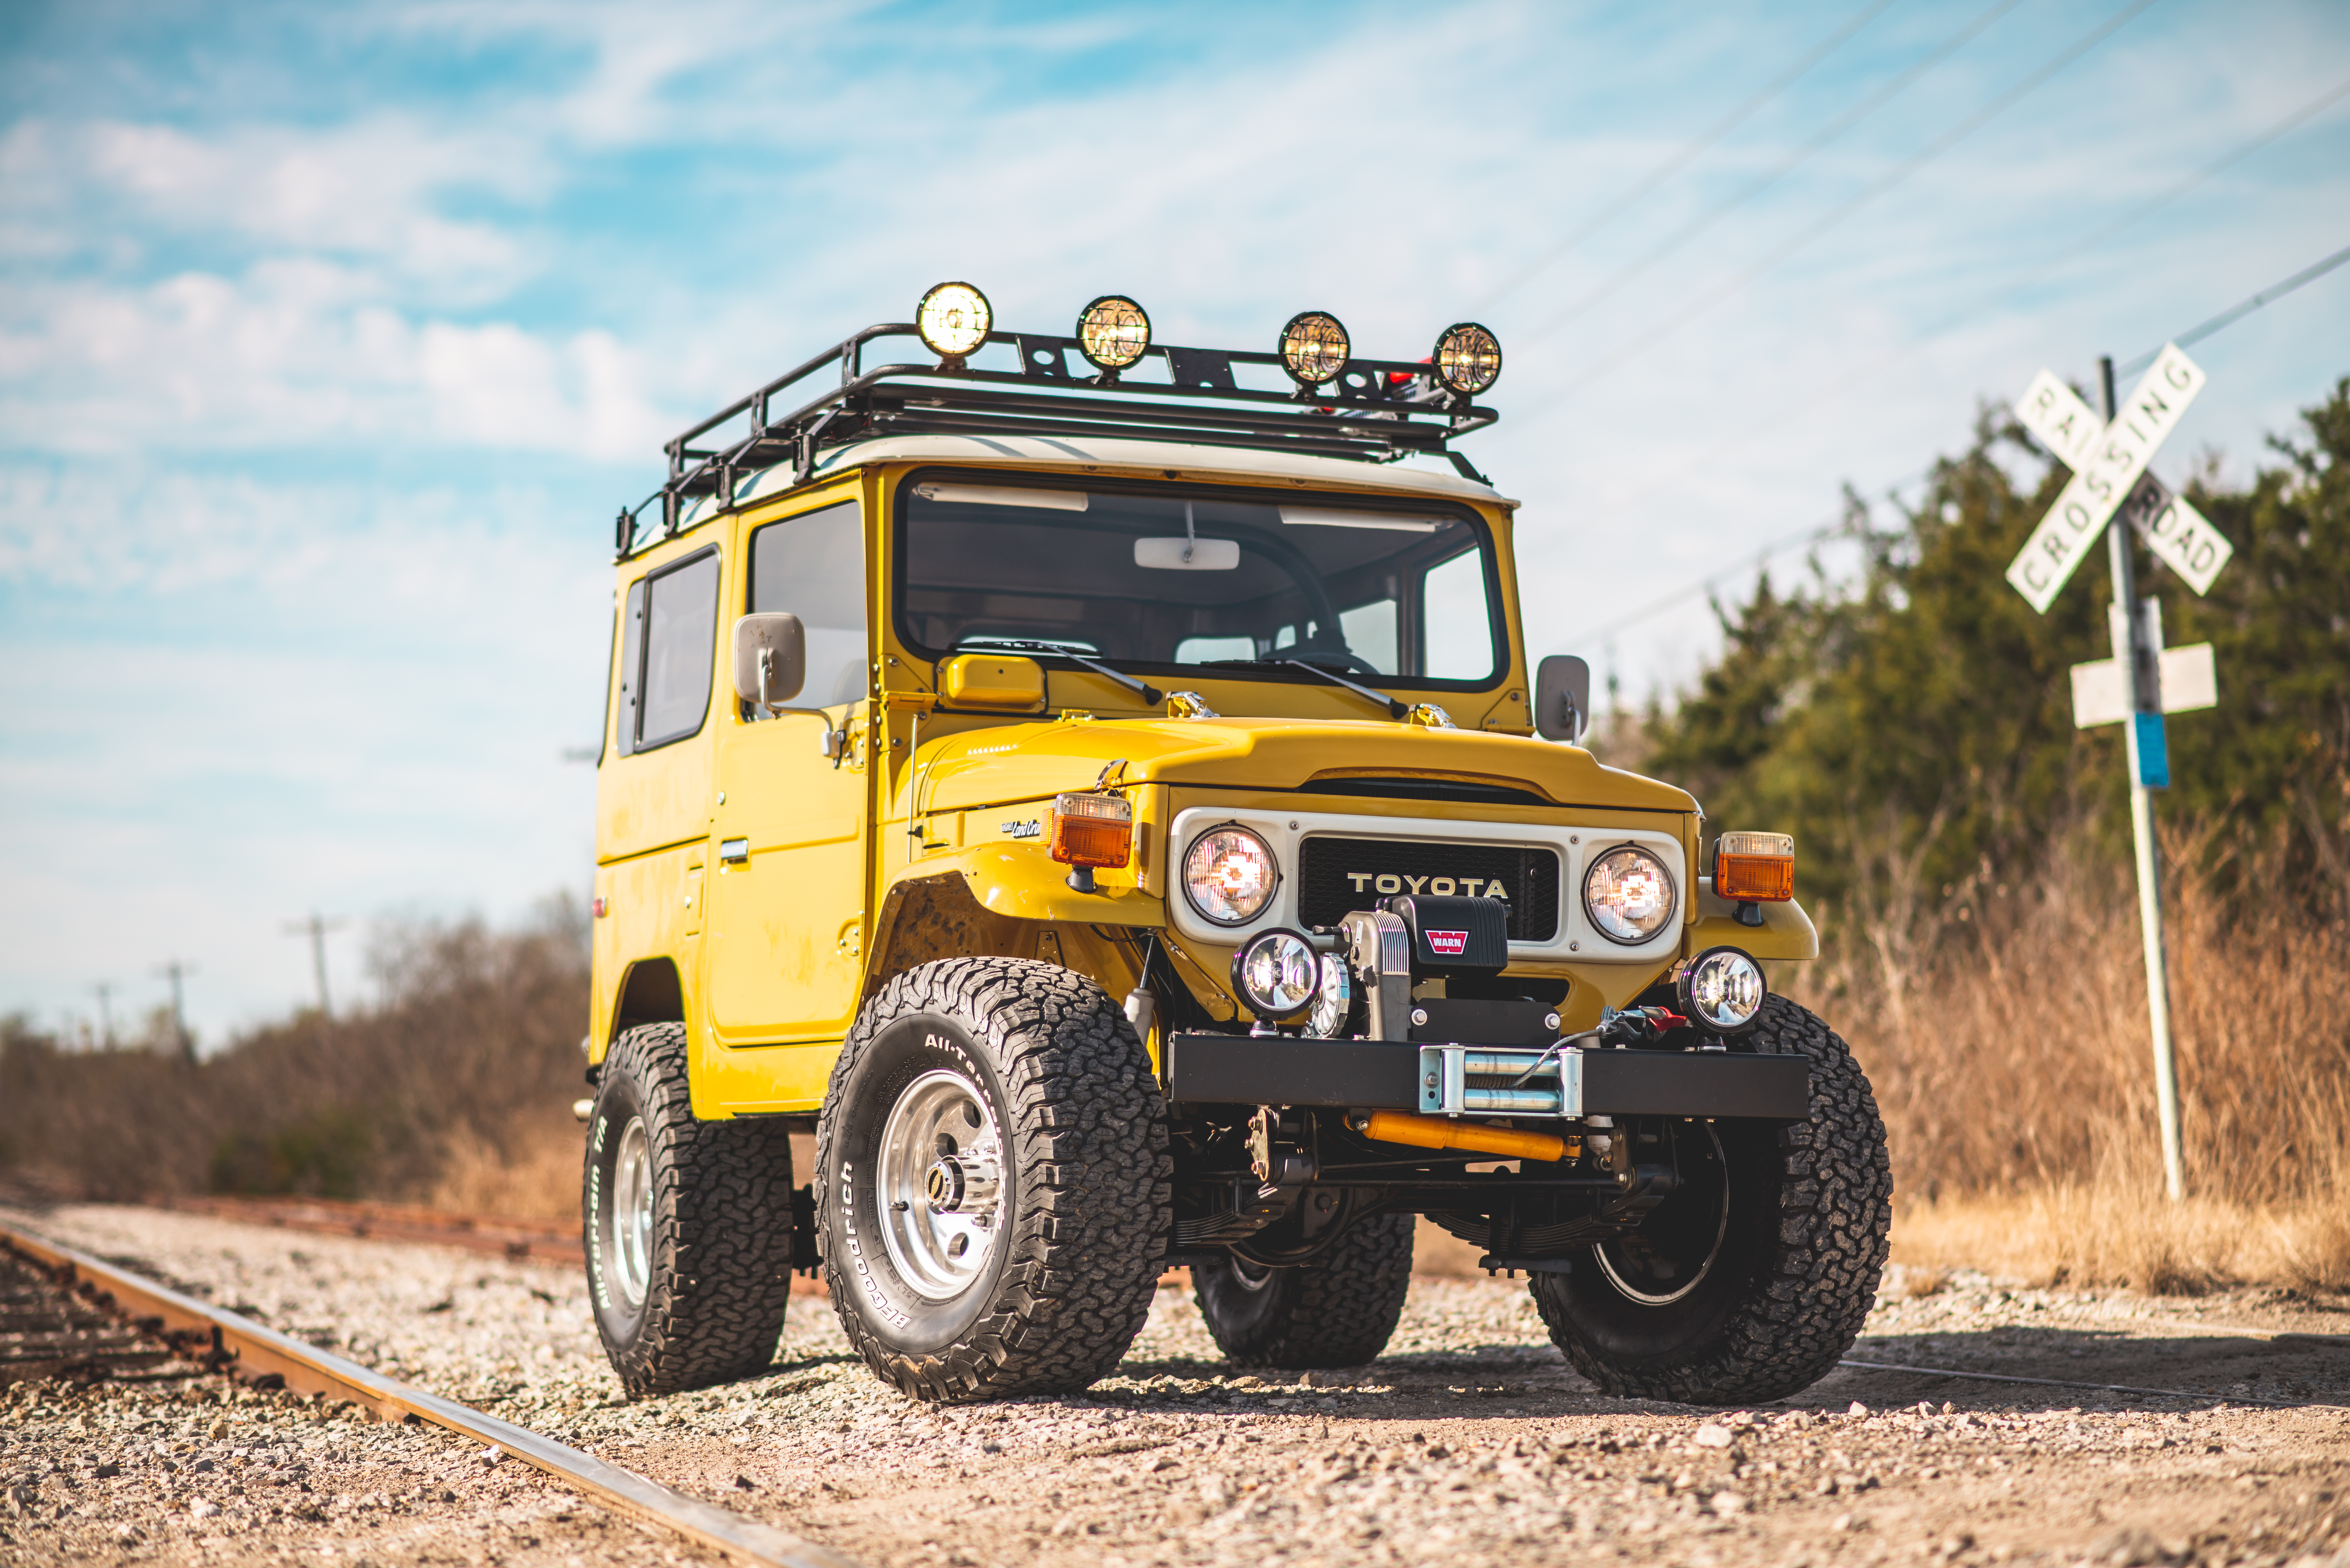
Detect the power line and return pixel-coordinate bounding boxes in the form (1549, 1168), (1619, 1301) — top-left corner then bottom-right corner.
(2116, 238), (2350, 377)
(1552, 234), (2350, 657)
(1519, 0), (2025, 349)
(1554, 465), (1937, 651)
(1477, 0), (1897, 311)
(1518, 0), (2159, 424)
(1547, 73), (2350, 538)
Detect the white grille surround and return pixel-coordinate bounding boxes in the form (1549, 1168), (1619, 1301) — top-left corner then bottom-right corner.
(1165, 805), (1686, 965)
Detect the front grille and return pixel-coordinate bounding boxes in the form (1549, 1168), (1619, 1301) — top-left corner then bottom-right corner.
(1295, 836), (1560, 942)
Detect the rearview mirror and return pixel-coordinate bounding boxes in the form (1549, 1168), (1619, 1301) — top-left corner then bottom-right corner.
(732, 613), (806, 712)
(1535, 654), (1590, 742)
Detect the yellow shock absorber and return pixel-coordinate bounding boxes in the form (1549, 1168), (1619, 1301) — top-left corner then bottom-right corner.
(1359, 1109), (1573, 1164)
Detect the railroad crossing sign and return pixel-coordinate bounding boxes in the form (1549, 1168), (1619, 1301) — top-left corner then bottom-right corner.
(2006, 344), (2236, 612)
(2002, 345), (2239, 1204)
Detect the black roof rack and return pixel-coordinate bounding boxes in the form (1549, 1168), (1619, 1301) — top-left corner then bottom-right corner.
(615, 322), (1498, 557)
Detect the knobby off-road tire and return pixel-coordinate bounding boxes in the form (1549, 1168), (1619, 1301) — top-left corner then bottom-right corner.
(1194, 1210), (1415, 1368)
(1530, 995), (1891, 1404)
(584, 1022), (796, 1397)
(817, 957), (1171, 1402)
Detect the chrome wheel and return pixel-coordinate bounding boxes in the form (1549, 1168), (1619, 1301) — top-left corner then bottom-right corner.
(608, 1116), (654, 1311)
(1228, 1255), (1278, 1293)
(1594, 1122), (1730, 1306)
(876, 1069), (1005, 1301)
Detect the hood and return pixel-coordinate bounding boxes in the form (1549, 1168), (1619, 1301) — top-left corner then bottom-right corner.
(913, 715), (1693, 815)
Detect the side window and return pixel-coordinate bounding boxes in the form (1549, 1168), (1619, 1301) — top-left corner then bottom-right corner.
(615, 578), (646, 757)
(636, 549), (722, 750)
(749, 501), (867, 709)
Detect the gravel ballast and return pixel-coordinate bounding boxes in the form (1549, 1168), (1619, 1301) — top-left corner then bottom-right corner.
(3, 1201), (2347, 1568)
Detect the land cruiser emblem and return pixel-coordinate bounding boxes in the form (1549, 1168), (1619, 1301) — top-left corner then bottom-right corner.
(1345, 872), (1509, 900)
(1002, 820), (1042, 839)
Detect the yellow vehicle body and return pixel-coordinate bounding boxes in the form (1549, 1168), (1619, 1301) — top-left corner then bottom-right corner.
(587, 436), (1818, 1118)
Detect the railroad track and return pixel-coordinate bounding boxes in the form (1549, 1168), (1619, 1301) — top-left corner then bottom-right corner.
(0, 1219), (856, 1568)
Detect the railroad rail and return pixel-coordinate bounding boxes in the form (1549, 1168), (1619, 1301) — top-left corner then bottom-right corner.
(148, 1193), (585, 1266)
(0, 1220), (857, 1568)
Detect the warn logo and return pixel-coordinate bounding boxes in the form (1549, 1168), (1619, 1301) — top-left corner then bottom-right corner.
(1426, 929), (1470, 956)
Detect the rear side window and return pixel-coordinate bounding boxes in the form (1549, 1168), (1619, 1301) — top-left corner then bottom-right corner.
(615, 580), (646, 756)
(626, 548), (721, 753)
(749, 500), (867, 708)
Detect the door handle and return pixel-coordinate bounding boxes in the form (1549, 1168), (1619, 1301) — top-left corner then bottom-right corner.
(719, 838), (750, 864)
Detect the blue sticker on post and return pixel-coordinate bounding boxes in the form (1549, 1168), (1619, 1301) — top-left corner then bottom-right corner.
(2130, 711), (2170, 790)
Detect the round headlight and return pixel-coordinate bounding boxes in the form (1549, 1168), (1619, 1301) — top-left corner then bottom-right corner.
(1183, 825), (1278, 926)
(1583, 845), (1677, 945)
(1676, 946), (1767, 1033)
(1076, 294), (1151, 371)
(916, 281), (992, 360)
(1305, 948), (1354, 1038)
(1278, 310), (1350, 386)
(1432, 321), (1503, 395)
(1232, 928), (1319, 1021)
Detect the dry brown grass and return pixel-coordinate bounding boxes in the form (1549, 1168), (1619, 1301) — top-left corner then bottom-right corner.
(0, 903), (590, 1213)
(1793, 821), (2350, 1295)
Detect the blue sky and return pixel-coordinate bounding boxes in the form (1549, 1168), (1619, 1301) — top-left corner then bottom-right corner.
(3, 0), (2346, 1043)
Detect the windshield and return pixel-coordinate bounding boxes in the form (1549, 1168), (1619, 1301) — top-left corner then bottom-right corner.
(895, 476), (1500, 683)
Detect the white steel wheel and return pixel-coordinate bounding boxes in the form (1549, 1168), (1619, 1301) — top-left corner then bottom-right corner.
(876, 1069), (1006, 1301)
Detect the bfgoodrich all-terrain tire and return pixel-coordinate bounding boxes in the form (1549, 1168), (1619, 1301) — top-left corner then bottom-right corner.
(1530, 995), (1891, 1404)
(1194, 1210), (1415, 1368)
(817, 957), (1171, 1403)
(584, 1022), (796, 1397)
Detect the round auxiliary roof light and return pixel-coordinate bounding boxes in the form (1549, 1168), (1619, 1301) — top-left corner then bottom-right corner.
(916, 281), (993, 360)
(1076, 295), (1152, 371)
(1432, 321), (1503, 395)
(1278, 310), (1351, 386)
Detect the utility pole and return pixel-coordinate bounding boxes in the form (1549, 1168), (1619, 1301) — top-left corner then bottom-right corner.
(93, 982), (116, 1049)
(2101, 354), (2186, 1202)
(157, 961), (196, 1067)
(283, 913), (345, 1019)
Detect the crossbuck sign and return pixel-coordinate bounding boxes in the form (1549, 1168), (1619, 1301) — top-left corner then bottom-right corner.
(2006, 344), (2235, 613)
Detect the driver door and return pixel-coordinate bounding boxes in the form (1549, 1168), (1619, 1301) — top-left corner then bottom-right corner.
(705, 499), (871, 1059)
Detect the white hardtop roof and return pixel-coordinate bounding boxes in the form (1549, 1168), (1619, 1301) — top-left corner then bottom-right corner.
(681, 433), (1516, 528)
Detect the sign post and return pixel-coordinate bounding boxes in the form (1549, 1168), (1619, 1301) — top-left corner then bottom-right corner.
(2097, 358), (2184, 1202)
(2008, 345), (2236, 1202)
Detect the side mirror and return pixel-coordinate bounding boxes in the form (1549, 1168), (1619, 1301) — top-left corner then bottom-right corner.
(732, 613), (806, 712)
(1534, 654), (1590, 742)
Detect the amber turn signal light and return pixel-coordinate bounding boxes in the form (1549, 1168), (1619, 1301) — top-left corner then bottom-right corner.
(1714, 831), (1795, 901)
(1049, 792), (1133, 869)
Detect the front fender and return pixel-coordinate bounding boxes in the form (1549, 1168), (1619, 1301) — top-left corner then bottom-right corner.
(900, 844), (1167, 926)
(1687, 878), (1820, 961)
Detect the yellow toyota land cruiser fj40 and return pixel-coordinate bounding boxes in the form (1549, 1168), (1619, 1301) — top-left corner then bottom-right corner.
(582, 285), (1890, 1406)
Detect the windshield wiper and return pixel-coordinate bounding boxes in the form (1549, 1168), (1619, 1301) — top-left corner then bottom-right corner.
(1200, 657), (1406, 720)
(954, 638), (1164, 705)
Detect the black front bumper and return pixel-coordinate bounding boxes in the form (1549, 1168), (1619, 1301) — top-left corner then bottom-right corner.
(1162, 1032), (1812, 1121)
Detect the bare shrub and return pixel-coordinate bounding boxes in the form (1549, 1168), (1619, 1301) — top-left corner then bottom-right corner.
(0, 897), (589, 1218)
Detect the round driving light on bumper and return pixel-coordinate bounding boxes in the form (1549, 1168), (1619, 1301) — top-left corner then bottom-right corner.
(1076, 294), (1151, 370)
(1675, 946), (1767, 1033)
(1432, 321), (1502, 394)
(1277, 310), (1350, 386)
(1582, 845), (1677, 945)
(1304, 947), (1354, 1038)
(1232, 928), (1320, 1022)
(916, 281), (992, 360)
(1183, 825), (1278, 926)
